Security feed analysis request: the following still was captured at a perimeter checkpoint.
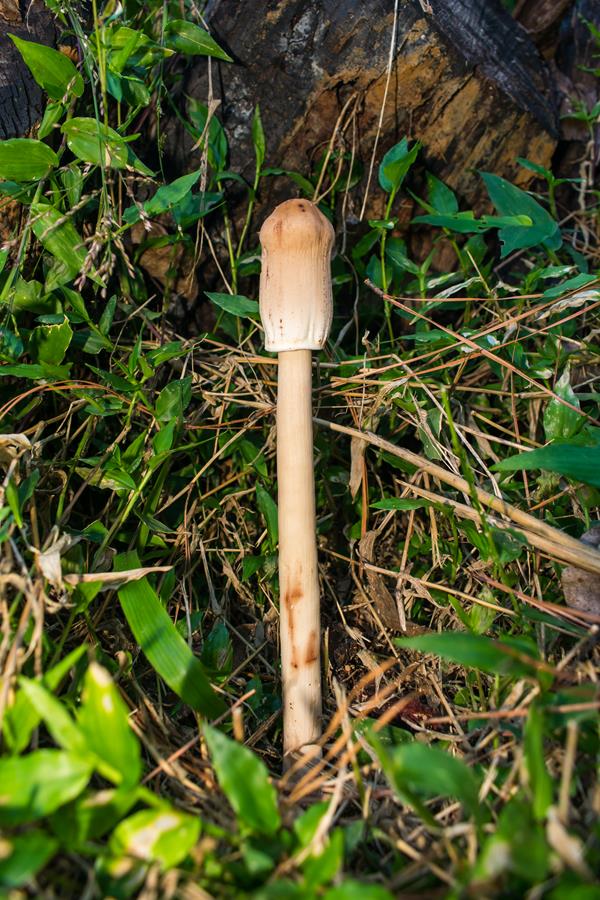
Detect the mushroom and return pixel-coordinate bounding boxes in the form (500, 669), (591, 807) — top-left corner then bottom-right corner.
(259, 199), (334, 766)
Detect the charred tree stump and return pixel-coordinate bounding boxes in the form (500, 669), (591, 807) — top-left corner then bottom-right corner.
(0, 0), (55, 139)
(175, 0), (563, 212)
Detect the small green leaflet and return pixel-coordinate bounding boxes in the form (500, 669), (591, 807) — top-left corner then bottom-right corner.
(109, 808), (201, 868)
(480, 171), (561, 256)
(256, 484), (278, 550)
(155, 377), (192, 423)
(3, 645), (86, 753)
(10, 35), (84, 99)
(28, 317), (72, 366)
(371, 498), (432, 511)
(0, 830), (58, 889)
(123, 171), (201, 224)
(542, 272), (597, 300)
(413, 210), (485, 233)
(252, 105), (265, 170)
(426, 172), (458, 214)
(524, 704), (553, 821)
(543, 368), (583, 441)
(30, 202), (91, 287)
(205, 292), (259, 318)
(378, 138), (421, 194)
(164, 20), (232, 61)
(325, 882), (395, 900)
(18, 679), (86, 755)
(0, 139), (58, 181)
(116, 551), (224, 718)
(62, 118), (152, 174)
(0, 750), (91, 826)
(396, 632), (543, 679)
(368, 734), (482, 824)
(62, 117), (128, 168)
(204, 724), (281, 834)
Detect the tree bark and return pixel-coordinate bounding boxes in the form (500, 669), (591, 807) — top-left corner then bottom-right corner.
(0, 0), (55, 140)
(176, 0), (561, 211)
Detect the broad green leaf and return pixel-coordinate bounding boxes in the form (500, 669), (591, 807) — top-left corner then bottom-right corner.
(426, 172), (458, 214)
(378, 138), (420, 194)
(31, 202), (90, 287)
(0, 139), (58, 181)
(413, 210), (488, 233)
(110, 808), (201, 868)
(202, 621), (233, 676)
(108, 24), (144, 72)
(204, 724), (281, 834)
(172, 190), (224, 227)
(241, 555), (262, 581)
(164, 20), (232, 61)
(155, 377), (192, 423)
(78, 663), (141, 786)
(152, 421), (176, 455)
(62, 117), (128, 169)
(10, 35), (84, 99)
(0, 362), (70, 379)
(205, 291), (259, 318)
(61, 162), (84, 207)
(325, 883), (394, 900)
(480, 171), (561, 256)
(252, 105), (266, 170)
(543, 368), (583, 441)
(256, 484), (278, 550)
(145, 171), (201, 213)
(524, 705), (553, 821)
(0, 750), (91, 826)
(0, 829), (58, 889)
(396, 632), (542, 679)
(116, 551), (224, 718)
(494, 441), (600, 488)
(369, 734), (482, 821)
(542, 272), (597, 300)
(28, 316), (72, 365)
(10, 277), (46, 314)
(123, 171), (201, 224)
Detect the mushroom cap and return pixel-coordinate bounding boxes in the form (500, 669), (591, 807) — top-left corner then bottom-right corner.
(259, 199), (334, 352)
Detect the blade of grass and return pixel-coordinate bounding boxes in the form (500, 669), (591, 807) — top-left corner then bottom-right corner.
(115, 551), (225, 718)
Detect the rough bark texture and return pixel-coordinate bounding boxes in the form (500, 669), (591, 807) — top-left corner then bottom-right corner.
(0, 0), (55, 139)
(178, 0), (562, 211)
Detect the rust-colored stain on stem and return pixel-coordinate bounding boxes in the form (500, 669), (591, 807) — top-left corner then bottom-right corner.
(304, 630), (318, 665)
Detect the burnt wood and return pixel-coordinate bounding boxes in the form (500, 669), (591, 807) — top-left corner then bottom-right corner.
(172, 0), (561, 211)
(0, 0), (55, 139)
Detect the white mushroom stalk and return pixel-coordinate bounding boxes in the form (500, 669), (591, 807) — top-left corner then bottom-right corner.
(259, 199), (334, 766)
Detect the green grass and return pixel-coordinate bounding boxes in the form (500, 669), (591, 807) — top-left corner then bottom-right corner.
(0, 1), (599, 897)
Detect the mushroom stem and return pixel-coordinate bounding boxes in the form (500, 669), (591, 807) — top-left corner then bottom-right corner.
(258, 197), (334, 766)
(276, 349), (322, 762)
